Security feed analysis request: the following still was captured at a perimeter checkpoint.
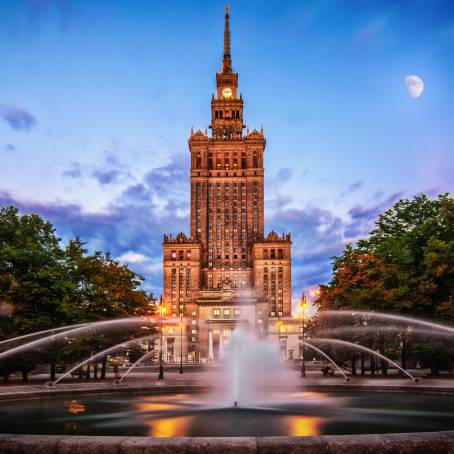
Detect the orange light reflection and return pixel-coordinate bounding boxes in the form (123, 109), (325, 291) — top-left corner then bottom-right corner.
(147, 416), (194, 437)
(284, 415), (325, 436)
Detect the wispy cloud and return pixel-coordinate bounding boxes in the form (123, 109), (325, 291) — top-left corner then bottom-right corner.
(341, 180), (363, 196)
(3, 144), (17, 152)
(0, 153), (189, 294)
(91, 169), (131, 185)
(63, 162), (82, 179)
(117, 251), (149, 264)
(354, 15), (389, 43)
(0, 104), (37, 132)
(0, 147), (409, 299)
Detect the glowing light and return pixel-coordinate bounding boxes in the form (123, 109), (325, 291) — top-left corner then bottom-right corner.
(284, 415), (325, 436)
(147, 416), (194, 437)
(309, 288), (320, 298)
(64, 400), (86, 415)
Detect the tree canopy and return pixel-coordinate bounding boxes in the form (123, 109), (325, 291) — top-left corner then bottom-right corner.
(0, 206), (155, 381)
(314, 194), (454, 373)
(316, 194), (454, 321)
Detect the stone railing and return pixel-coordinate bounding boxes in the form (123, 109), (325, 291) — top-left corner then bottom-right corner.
(1, 431), (454, 453)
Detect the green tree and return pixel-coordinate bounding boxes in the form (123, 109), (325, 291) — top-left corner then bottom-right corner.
(0, 206), (155, 383)
(315, 194), (454, 375)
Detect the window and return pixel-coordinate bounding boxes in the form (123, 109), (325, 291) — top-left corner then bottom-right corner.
(234, 308), (240, 317)
(213, 309), (220, 317)
(224, 308), (230, 317)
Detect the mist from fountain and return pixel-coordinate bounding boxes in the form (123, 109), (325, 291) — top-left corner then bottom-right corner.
(222, 327), (284, 407)
(318, 310), (454, 335)
(52, 334), (157, 385)
(0, 317), (150, 361)
(312, 337), (418, 382)
(315, 324), (454, 339)
(0, 323), (89, 347)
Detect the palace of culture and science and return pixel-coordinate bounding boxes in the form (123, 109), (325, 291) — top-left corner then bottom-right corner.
(160, 5), (301, 363)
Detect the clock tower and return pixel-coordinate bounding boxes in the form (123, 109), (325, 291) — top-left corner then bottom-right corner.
(162, 3), (293, 362)
(211, 4), (243, 140)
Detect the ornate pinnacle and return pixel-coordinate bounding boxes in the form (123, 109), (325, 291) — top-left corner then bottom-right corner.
(222, 3), (232, 73)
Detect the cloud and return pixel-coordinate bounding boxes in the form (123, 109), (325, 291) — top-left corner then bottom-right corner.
(0, 104), (37, 132)
(63, 163), (82, 179)
(341, 180), (363, 196)
(3, 144), (17, 152)
(345, 192), (403, 239)
(348, 192), (402, 222)
(0, 153), (189, 295)
(117, 251), (148, 264)
(91, 169), (131, 185)
(354, 15), (389, 43)
(89, 144), (135, 185)
(0, 150), (404, 300)
(266, 190), (407, 311)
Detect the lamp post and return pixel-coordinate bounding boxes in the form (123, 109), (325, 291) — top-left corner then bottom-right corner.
(158, 295), (165, 380)
(300, 293), (308, 377)
(179, 316), (184, 374)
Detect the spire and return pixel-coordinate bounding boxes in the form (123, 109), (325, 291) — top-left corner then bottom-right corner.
(222, 3), (232, 74)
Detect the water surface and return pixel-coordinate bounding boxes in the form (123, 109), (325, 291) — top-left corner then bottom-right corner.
(1, 391), (453, 437)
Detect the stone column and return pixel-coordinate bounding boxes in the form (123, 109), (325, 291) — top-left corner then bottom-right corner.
(208, 331), (213, 361)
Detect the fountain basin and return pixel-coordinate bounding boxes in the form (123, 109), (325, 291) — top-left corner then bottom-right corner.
(1, 389), (454, 438)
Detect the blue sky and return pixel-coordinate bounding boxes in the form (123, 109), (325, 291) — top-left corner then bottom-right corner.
(1, 0), (453, 310)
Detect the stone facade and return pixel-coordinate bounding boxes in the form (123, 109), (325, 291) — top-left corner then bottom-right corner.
(161, 5), (293, 362)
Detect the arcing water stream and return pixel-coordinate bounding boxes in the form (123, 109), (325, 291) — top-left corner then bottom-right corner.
(0, 317), (150, 361)
(312, 337), (418, 382)
(52, 334), (157, 385)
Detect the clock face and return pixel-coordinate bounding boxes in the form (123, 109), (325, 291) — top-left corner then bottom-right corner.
(222, 87), (233, 99)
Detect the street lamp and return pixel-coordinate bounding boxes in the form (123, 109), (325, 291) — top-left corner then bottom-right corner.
(179, 316), (184, 374)
(158, 295), (165, 380)
(300, 293), (309, 377)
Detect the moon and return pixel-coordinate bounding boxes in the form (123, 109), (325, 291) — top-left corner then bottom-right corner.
(405, 75), (424, 98)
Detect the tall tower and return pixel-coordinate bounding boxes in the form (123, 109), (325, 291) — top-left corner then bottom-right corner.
(162, 4), (292, 362)
(189, 3), (266, 291)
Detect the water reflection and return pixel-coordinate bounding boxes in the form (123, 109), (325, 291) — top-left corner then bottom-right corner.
(284, 416), (325, 436)
(147, 416), (194, 437)
(64, 400), (86, 415)
(0, 391), (453, 437)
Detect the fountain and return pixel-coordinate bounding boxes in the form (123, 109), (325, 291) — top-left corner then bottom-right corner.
(0, 310), (453, 445)
(223, 327), (283, 407)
